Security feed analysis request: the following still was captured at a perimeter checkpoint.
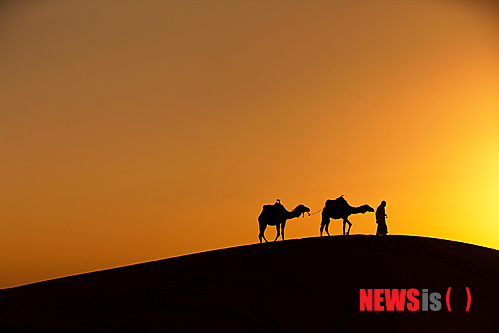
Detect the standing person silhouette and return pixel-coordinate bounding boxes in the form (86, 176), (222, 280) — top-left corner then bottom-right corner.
(375, 201), (388, 236)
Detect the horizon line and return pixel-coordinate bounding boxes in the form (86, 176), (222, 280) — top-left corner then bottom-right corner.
(2, 234), (497, 290)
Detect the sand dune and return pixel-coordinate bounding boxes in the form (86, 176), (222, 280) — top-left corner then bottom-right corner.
(1, 235), (498, 332)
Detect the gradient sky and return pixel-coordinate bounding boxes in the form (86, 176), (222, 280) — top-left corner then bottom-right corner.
(1, 0), (498, 289)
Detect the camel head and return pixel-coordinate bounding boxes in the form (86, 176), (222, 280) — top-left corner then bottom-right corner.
(294, 204), (311, 217)
(359, 204), (374, 214)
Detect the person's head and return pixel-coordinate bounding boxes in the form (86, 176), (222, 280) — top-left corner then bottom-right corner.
(381, 200), (386, 206)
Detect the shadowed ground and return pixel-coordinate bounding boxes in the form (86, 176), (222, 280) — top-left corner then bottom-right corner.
(1, 235), (498, 332)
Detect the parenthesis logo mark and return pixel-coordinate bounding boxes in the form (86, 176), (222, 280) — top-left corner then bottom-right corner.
(446, 287), (451, 311)
(466, 287), (471, 311)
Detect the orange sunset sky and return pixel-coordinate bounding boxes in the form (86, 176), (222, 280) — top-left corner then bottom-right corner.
(1, 1), (498, 289)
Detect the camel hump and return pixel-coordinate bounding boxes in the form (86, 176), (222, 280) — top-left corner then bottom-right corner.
(261, 203), (285, 215)
(261, 204), (275, 213)
(325, 196), (349, 208)
(325, 196), (350, 219)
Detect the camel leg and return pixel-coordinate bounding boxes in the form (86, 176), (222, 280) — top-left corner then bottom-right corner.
(320, 218), (331, 237)
(281, 221), (286, 241)
(259, 223), (268, 243)
(259, 233), (269, 243)
(343, 218), (352, 236)
(274, 224), (281, 242)
(322, 222), (330, 236)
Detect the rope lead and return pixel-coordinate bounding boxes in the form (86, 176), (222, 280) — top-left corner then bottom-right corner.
(308, 208), (323, 216)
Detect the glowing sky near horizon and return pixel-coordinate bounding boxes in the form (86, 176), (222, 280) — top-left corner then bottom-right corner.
(1, 0), (498, 288)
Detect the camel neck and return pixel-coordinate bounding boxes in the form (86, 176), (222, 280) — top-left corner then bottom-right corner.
(288, 208), (302, 218)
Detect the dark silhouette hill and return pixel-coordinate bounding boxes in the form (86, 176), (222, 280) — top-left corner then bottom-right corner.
(1, 235), (498, 332)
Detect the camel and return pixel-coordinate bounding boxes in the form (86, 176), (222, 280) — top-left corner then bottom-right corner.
(258, 200), (310, 243)
(320, 195), (374, 236)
